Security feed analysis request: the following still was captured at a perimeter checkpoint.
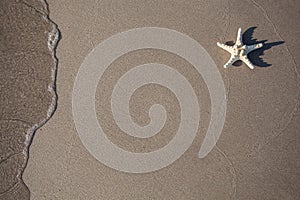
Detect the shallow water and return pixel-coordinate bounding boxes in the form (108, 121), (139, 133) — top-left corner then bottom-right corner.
(0, 0), (58, 199)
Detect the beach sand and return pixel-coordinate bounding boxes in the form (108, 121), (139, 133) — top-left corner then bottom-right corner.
(3, 0), (298, 199)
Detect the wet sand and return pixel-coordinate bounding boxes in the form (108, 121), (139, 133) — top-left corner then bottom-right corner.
(5, 0), (300, 199)
(0, 0), (58, 199)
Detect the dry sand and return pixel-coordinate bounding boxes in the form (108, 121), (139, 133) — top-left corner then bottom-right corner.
(3, 0), (300, 199)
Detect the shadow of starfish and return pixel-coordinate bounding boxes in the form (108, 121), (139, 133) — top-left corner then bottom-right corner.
(226, 26), (284, 67)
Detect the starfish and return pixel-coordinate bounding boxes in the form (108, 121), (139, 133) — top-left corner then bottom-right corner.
(217, 28), (263, 69)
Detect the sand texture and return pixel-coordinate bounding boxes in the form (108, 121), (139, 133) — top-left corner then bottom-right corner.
(4, 0), (299, 199)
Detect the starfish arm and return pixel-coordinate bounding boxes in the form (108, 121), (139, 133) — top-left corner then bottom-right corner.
(245, 43), (263, 54)
(224, 55), (239, 68)
(235, 27), (243, 46)
(240, 56), (255, 69)
(217, 42), (234, 54)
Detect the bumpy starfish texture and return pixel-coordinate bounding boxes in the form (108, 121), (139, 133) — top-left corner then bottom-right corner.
(217, 28), (263, 69)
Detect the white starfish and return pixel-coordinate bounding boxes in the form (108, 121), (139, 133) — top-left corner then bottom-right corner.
(217, 28), (263, 69)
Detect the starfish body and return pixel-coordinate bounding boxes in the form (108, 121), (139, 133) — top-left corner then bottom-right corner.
(217, 28), (263, 69)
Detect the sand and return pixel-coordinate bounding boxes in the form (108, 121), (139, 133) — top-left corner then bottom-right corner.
(0, 0), (58, 199)
(3, 0), (300, 199)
